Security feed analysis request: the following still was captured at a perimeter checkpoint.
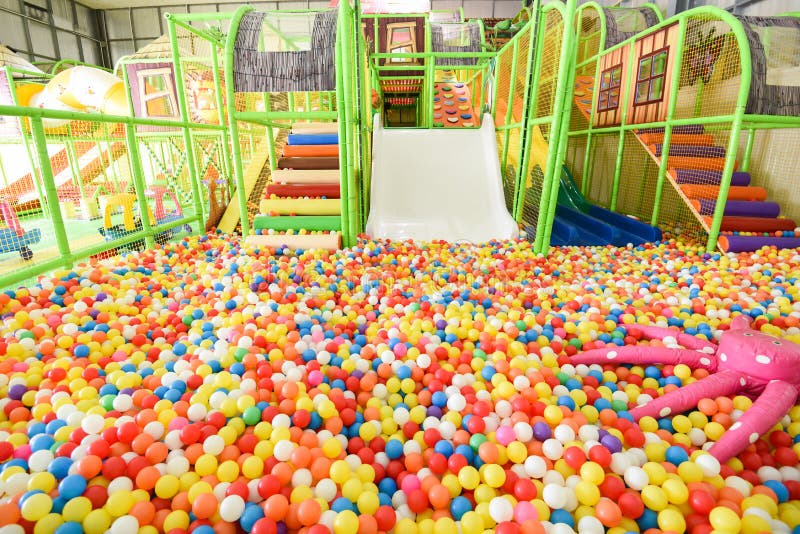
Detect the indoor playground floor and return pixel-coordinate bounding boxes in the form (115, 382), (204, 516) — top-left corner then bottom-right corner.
(1, 234), (800, 534)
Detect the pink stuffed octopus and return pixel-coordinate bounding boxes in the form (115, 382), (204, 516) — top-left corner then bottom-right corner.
(571, 315), (800, 463)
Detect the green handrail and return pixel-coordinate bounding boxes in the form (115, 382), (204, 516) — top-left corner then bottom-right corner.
(223, 5), (255, 239)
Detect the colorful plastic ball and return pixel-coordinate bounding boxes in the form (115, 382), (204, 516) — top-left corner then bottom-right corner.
(489, 497), (514, 523)
(21, 493), (52, 521)
(333, 510), (359, 534)
(219, 495), (246, 523)
(709, 506), (742, 533)
(657, 507), (687, 533)
(594, 498), (622, 527)
(58, 475), (87, 500)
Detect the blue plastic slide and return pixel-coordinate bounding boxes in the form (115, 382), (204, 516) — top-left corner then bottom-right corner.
(550, 166), (662, 246)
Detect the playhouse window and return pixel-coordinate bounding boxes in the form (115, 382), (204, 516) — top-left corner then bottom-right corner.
(634, 48), (669, 105)
(598, 64), (622, 112)
(387, 22), (418, 64)
(137, 69), (178, 118)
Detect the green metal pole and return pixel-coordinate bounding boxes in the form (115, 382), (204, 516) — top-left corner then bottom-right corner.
(741, 128), (755, 172)
(650, 18), (687, 227)
(124, 123), (156, 250)
(608, 41), (638, 212)
(168, 13), (206, 233)
(335, 1), (351, 246)
(356, 2), (372, 225)
(30, 117), (71, 268)
(211, 44), (235, 185)
(223, 6), (254, 239)
(264, 94), (278, 172)
(425, 25), (435, 128)
(343, 0), (360, 243)
(513, 2), (544, 223)
(705, 13), (754, 252)
(580, 133), (593, 196)
(500, 39), (519, 173)
(537, 0), (578, 253)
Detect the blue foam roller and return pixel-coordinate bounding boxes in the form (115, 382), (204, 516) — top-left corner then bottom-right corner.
(287, 133), (339, 146)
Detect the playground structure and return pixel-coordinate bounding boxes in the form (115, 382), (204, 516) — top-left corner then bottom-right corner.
(564, 4), (800, 253)
(0, 1), (796, 286)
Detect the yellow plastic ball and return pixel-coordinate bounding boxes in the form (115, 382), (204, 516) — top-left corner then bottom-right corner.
(163, 510), (190, 532)
(709, 506), (741, 533)
(34, 513), (63, 534)
(155, 475), (180, 499)
(657, 506), (686, 533)
(458, 466), (481, 490)
(662, 477), (689, 505)
(21, 493), (52, 521)
(322, 438), (343, 458)
(575, 480), (601, 506)
(83, 509), (112, 534)
(334, 510), (359, 534)
(580, 462), (605, 486)
(481, 464), (506, 488)
(62, 496), (93, 523)
(741, 514), (772, 534)
(460, 511), (485, 534)
(641, 485), (668, 512)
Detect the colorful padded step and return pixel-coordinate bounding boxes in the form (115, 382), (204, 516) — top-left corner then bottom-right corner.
(661, 156), (731, 172)
(260, 198), (341, 215)
(272, 169), (340, 184)
(282, 144), (339, 157)
(718, 235), (800, 253)
(702, 216), (797, 233)
(651, 144), (727, 158)
(638, 133), (716, 145)
(691, 199), (781, 218)
(671, 170), (751, 186)
(265, 184), (340, 199)
(253, 215), (341, 232)
(680, 185), (768, 201)
(286, 133), (339, 145)
(250, 123), (342, 251)
(634, 122), (798, 252)
(637, 124), (705, 135)
(277, 157), (339, 170)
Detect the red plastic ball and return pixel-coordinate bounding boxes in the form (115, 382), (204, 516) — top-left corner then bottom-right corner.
(688, 490), (716, 515)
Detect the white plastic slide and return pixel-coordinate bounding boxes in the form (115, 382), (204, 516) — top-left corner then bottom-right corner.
(365, 114), (519, 243)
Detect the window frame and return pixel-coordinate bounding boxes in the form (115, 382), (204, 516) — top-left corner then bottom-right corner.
(136, 67), (178, 119)
(597, 63), (623, 113)
(633, 46), (669, 107)
(386, 22), (419, 65)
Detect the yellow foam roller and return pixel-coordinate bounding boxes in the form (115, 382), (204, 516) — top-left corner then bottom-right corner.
(260, 198), (341, 215)
(245, 233), (340, 250)
(271, 170), (340, 184)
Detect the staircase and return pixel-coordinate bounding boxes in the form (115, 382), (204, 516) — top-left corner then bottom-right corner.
(246, 122), (341, 250)
(634, 125), (800, 253)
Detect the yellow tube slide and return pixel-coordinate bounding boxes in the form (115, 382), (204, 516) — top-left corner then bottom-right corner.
(16, 66), (128, 129)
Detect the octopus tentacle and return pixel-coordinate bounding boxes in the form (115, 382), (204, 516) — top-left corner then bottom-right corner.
(708, 379), (798, 463)
(570, 346), (718, 371)
(630, 369), (742, 420)
(629, 325), (716, 352)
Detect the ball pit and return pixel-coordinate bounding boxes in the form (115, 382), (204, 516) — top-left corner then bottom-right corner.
(0, 234), (799, 534)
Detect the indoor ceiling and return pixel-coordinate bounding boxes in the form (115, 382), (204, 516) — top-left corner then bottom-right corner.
(80, 0), (319, 9)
